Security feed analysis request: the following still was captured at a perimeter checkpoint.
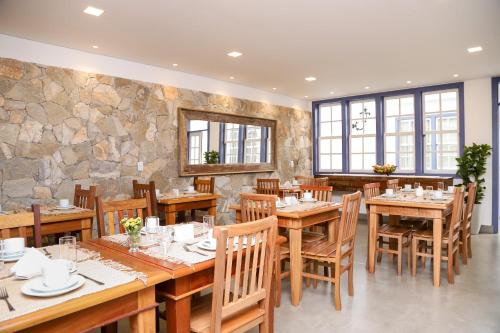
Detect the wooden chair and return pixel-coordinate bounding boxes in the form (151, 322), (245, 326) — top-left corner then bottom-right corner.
(132, 180), (158, 216)
(194, 176), (215, 194)
(256, 179), (280, 196)
(364, 182), (412, 275)
(239, 193), (288, 307)
(299, 185), (332, 202)
(190, 216), (277, 333)
(411, 186), (464, 283)
(301, 191), (362, 310)
(74, 184), (97, 210)
(0, 205), (42, 248)
(386, 178), (399, 190)
(460, 182), (476, 264)
(295, 176), (329, 186)
(95, 197), (152, 237)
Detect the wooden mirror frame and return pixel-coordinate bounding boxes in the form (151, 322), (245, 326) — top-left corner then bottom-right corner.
(178, 108), (278, 176)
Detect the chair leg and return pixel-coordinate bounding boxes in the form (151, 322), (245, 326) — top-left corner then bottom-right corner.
(348, 261), (354, 297)
(454, 251), (460, 275)
(305, 262), (311, 288)
(467, 235), (472, 258)
(411, 237), (417, 276)
(406, 236), (411, 271)
(324, 265), (329, 278)
(377, 237), (383, 263)
(447, 252), (454, 284)
(397, 236), (403, 275)
(313, 262), (319, 289)
(421, 241), (427, 271)
(461, 237), (468, 265)
(334, 274), (341, 311)
(275, 254), (281, 307)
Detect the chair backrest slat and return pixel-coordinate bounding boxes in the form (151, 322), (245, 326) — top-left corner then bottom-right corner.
(386, 179), (399, 190)
(240, 193), (277, 223)
(0, 205), (42, 247)
(336, 192), (362, 252)
(363, 182), (380, 215)
(194, 176), (215, 194)
(256, 178), (280, 196)
(449, 187), (465, 242)
(74, 184), (97, 210)
(132, 180), (158, 216)
(96, 197), (152, 237)
(299, 185), (333, 202)
(210, 216), (277, 332)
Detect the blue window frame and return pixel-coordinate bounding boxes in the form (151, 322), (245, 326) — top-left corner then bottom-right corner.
(492, 77), (500, 233)
(312, 82), (464, 176)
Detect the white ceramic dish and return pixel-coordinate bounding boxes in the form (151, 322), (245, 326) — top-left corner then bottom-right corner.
(31, 275), (80, 293)
(21, 275), (85, 297)
(55, 205), (76, 210)
(431, 197), (447, 201)
(381, 193), (397, 198)
(0, 250), (25, 262)
(276, 203), (287, 209)
(196, 239), (217, 251)
(300, 198), (317, 203)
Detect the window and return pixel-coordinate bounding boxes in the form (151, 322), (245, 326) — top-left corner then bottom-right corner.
(224, 123), (240, 164)
(188, 120), (208, 164)
(266, 128), (272, 163)
(244, 125), (261, 163)
(349, 100), (376, 171)
(384, 96), (415, 172)
(312, 83), (463, 175)
(318, 103), (343, 171)
(423, 90), (459, 173)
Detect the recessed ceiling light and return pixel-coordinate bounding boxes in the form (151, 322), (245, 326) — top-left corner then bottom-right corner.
(304, 95), (309, 98)
(330, 91), (334, 95)
(229, 76), (235, 80)
(227, 51), (242, 58)
(453, 73), (459, 78)
(172, 63), (178, 67)
(364, 86), (370, 90)
(272, 87), (277, 91)
(83, 6), (104, 16)
(467, 46), (483, 53)
(305, 77), (317, 82)
(406, 80), (412, 84)
(92, 45), (99, 49)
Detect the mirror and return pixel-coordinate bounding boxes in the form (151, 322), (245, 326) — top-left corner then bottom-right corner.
(178, 108), (277, 175)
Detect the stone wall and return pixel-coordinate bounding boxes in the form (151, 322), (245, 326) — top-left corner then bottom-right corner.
(0, 57), (312, 223)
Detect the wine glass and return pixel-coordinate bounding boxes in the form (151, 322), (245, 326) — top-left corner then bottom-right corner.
(59, 236), (77, 272)
(437, 182), (445, 191)
(414, 182), (420, 190)
(203, 215), (215, 239)
(156, 226), (174, 258)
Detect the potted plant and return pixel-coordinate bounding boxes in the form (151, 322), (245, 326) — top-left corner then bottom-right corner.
(120, 217), (143, 252)
(456, 143), (492, 234)
(204, 150), (219, 164)
(372, 164), (397, 176)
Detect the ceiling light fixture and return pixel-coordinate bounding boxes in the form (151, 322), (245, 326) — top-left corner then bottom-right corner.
(92, 45), (99, 49)
(172, 63), (178, 67)
(227, 51), (242, 58)
(364, 86), (370, 90)
(330, 91), (334, 95)
(453, 73), (459, 78)
(272, 88), (277, 91)
(305, 77), (317, 82)
(229, 76), (235, 80)
(304, 95), (309, 98)
(83, 6), (104, 16)
(406, 80), (412, 84)
(467, 46), (483, 53)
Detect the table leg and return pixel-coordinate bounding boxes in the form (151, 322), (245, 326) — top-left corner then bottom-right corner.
(129, 287), (156, 333)
(208, 205), (216, 218)
(165, 294), (191, 333)
(368, 212), (379, 273)
(165, 205), (176, 225)
(289, 228), (302, 306)
(81, 218), (92, 241)
(327, 211), (340, 241)
(433, 217), (442, 287)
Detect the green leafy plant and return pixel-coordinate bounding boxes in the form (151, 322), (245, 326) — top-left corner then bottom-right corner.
(204, 150), (219, 164)
(120, 217), (142, 234)
(456, 143), (492, 204)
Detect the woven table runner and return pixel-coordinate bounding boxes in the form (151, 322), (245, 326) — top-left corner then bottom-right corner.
(40, 206), (92, 216)
(278, 201), (333, 213)
(157, 192), (209, 200)
(0, 247), (146, 322)
(372, 193), (453, 204)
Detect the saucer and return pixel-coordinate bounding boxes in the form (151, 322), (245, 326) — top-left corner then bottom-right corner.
(431, 197), (446, 201)
(21, 275), (85, 297)
(276, 203), (287, 209)
(196, 239), (217, 251)
(55, 205), (76, 210)
(1, 250), (25, 262)
(300, 198), (317, 203)
(31, 275), (80, 293)
(381, 193), (397, 198)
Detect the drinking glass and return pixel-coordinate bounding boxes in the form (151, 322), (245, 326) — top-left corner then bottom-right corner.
(59, 236), (77, 271)
(414, 182), (420, 189)
(437, 182), (445, 191)
(203, 215), (215, 239)
(426, 186), (433, 192)
(396, 186), (402, 194)
(145, 216), (160, 234)
(156, 226), (174, 258)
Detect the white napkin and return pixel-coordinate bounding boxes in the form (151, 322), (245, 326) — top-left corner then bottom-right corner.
(282, 181), (292, 188)
(173, 224), (195, 242)
(10, 247), (51, 279)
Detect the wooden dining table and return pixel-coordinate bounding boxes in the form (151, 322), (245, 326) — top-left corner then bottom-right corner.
(231, 201), (342, 306)
(0, 241), (171, 333)
(365, 193), (454, 287)
(89, 235), (275, 333)
(157, 193), (222, 225)
(40, 207), (95, 241)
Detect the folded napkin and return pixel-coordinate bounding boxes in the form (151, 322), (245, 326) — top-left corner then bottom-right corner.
(10, 247), (51, 279)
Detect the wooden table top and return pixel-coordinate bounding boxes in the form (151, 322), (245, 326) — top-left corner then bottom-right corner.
(366, 193), (454, 209)
(157, 193), (222, 204)
(40, 209), (95, 223)
(0, 242), (171, 333)
(230, 202), (342, 219)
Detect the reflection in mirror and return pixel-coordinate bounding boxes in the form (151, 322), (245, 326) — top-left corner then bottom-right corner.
(187, 119), (272, 165)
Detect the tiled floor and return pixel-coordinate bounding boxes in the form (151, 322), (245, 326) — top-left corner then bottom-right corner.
(102, 219), (500, 332)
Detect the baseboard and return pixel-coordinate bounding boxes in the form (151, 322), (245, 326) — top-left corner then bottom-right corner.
(479, 225), (494, 234)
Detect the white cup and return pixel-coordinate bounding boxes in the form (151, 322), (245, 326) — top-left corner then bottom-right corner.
(385, 189), (394, 196)
(404, 184), (412, 191)
(172, 189), (180, 197)
(145, 216), (160, 233)
(447, 186), (454, 193)
(187, 186), (195, 193)
(415, 187), (424, 197)
(155, 189), (161, 197)
(42, 259), (70, 288)
(3, 237), (25, 255)
(284, 196), (293, 206)
(303, 192), (313, 200)
(292, 179), (299, 186)
(59, 199), (70, 208)
(433, 190), (443, 199)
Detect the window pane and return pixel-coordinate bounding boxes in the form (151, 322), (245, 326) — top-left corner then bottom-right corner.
(320, 139), (330, 154)
(400, 97), (414, 115)
(441, 91), (457, 111)
(318, 102), (343, 171)
(351, 102), (363, 119)
(364, 154), (376, 170)
(332, 138), (342, 153)
(364, 137), (376, 153)
(351, 154), (363, 170)
(332, 155), (342, 170)
(320, 106), (331, 122)
(320, 155), (331, 170)
(385, 98), (399, 116)
(364, 118), (376, 134)
(332, 121), (342, 136)
(386, 153), (396, 165)
(385, 136), (396, 153)
(400, 118), (414, 132)
(351, 137), (363, 153)
(424, 93), (440, 113)
(386, 117), (397, 133)
(320, 122), (331, 137)
(331, 104), (342, 121)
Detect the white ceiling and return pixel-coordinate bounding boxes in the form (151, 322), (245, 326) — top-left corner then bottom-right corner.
(0, 0), (499, 101)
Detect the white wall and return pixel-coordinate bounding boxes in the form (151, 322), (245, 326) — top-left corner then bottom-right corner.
(0, 34), (308, 111)
(464, 77), (494, 228)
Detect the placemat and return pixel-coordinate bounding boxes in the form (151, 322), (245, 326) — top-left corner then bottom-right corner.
(278, 201), (333, 213)
(372, 193), (453, 204)
(40, 207), (92, 216)
(0, 247), (146, 322)
(157, 192), (209, 200)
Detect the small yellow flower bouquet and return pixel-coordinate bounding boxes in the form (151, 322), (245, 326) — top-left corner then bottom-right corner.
(120, 217), (143, 234)
(372, 164), (397, 175)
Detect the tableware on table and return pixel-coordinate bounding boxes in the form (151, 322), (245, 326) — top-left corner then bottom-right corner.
(414, 182), (420, 190)
(300, 197), (317, 203)
(284, 196), (293, 206)
(157, 226), (174, 257)
(172, 189), (180, 197)
(59, 236), (77, 272)
(447, 185), (455, 193)
(78, 272), (105, 285)
(145, 216), (160, 234)
(183, 244), (209, 256)
(59, 199), (70, 208)
(432, 190), (444, 200)
(21, 275), (85, 297)
(155, 189), (161, 197)
(3, 237), (25, 256)
(196, 238), (217, 251)
(437, 182), (445, 191)
(415, 186), (424, 197)
(173, 224), (195, 242)
(292, 179), (299, 186)
(1, 251), (25, 263)
(10, 248), (50, 279)
(303, 191), (313, 200)
(426, 186), (433, 192)
(396, 186), (402, 193)
(0, 286), (14, 311)
(385, 188), (394, 196)
(32, 275), (80, 292)
(404, 184), (412, 191)
(42, 259), (71, 289)
(203, 215), (215, 239)
(186, 185), (195, 193)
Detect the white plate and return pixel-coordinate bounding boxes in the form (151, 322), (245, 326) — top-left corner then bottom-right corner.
(276, 204), (287, 209)
(196, 239), (217, 251)
(55, 205), (76, 210)
(431, 197), (446, 201)
(30, 275), (80, 293)
(401, 189), (414, 192)
(300, 198), (317, 203)
(21, 275), (85, 297)
(381, 194), (397, 198)
(1, 250), (25, 262)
